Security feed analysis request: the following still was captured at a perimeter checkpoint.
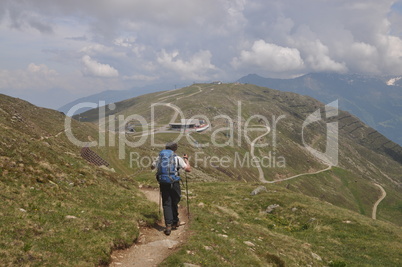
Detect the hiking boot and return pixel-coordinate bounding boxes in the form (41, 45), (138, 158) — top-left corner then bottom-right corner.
(164, 224), (172, 236)
(172, 220), (180, 230)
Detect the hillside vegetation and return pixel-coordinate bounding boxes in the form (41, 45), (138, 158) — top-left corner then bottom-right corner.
(82, 83), (402, 265)
(161, 181), (402, 266)
(0, 94), (158, 266)
(1, 81), (402, 266)
(81, 83), (402, 225)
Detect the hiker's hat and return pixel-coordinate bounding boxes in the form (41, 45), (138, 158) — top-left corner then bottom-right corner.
(165, 142), (178, 151)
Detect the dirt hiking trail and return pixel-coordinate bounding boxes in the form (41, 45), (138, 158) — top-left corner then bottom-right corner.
(110, 187), (190, 267)
(372, 183), (386, 220)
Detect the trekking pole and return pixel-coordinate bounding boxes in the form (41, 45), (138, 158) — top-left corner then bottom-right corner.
(158, 190), (162, 217)
(185, 172), (190, 219)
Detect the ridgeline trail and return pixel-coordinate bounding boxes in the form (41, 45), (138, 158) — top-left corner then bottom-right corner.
(264, 165), (333, 184)
(250, 125), (271, 183)
(372, 183), (387, 220)
(109, 187), (190, 267)
(250, 124), (332, 184)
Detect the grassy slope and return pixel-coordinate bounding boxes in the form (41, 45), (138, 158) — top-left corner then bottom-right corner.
(2, 79), (402, 266)
(159, 181), (402, 266)
(83, 83), (402, 265)
(0, 94), (159, 266)
(83, 83), (402, 225)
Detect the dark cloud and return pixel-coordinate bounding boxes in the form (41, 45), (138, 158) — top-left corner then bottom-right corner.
(27, 17), (53, 34)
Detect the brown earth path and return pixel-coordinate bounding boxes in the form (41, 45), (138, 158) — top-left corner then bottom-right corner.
(109, 187), (190, 267)
(372, 183), (387, 220)
(250, 125), (332, 184)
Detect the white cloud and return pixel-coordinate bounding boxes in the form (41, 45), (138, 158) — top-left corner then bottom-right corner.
(79, 44), (126, 58)
(80, 44), (112, 55)
(114, 36), (136, 47)
(2, 0), (402, 108)
(27, 63), (58, 75)
(0, 63), (59, 92)
(373, 34), (402, 75)
(297, 39), (347, 73)
(81, 55), (119, 77)
(232, 40), (304, 73)
(123, 74), (158, 81)
(339, 42), (379, 73)
(157, 50), (218, 80)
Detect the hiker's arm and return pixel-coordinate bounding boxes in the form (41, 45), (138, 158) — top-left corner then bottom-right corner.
(151, 158), (157, 170)
(183, 155), (191, 172)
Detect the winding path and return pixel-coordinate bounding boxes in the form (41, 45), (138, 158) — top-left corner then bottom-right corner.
(110, 188), (189, 267)
(372, 183), (386, 220)
(249, 125), (387, 221)
(249, 125), (332, 184)
(264, 165), (332, 184)
(176, 85), (203, 100)
(249, 126), (271, 183)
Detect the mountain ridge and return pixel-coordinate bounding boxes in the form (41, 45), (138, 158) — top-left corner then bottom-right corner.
(238, 73), (402, 146)
(1, 85), (402, 265)
(78, 83), (402, 224)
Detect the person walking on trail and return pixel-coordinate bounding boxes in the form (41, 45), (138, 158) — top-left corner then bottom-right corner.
(151, 142), (191, 236)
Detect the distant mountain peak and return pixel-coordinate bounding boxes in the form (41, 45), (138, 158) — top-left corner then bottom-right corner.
(237, 72), (402, 146)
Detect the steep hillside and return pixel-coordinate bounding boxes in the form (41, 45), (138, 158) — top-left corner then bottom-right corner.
(238, 73), (402, 146)
(80, 83), (402, 226)
(0, 94), (158, 266)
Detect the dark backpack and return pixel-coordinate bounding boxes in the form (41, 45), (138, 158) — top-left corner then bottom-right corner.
(156, 149), (181, 183)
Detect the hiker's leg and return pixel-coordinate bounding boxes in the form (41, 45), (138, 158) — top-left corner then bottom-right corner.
(171, 182), (181, 225)
(160, 184), (173, 225)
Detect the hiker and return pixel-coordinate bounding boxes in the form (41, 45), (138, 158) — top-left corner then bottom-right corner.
(151, 142), (191, 235)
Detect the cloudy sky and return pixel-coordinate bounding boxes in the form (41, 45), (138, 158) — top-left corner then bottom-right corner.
(1, 0), (402, 109)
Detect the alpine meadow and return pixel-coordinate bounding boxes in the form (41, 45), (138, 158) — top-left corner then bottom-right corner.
(1, 82), (401, 266)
